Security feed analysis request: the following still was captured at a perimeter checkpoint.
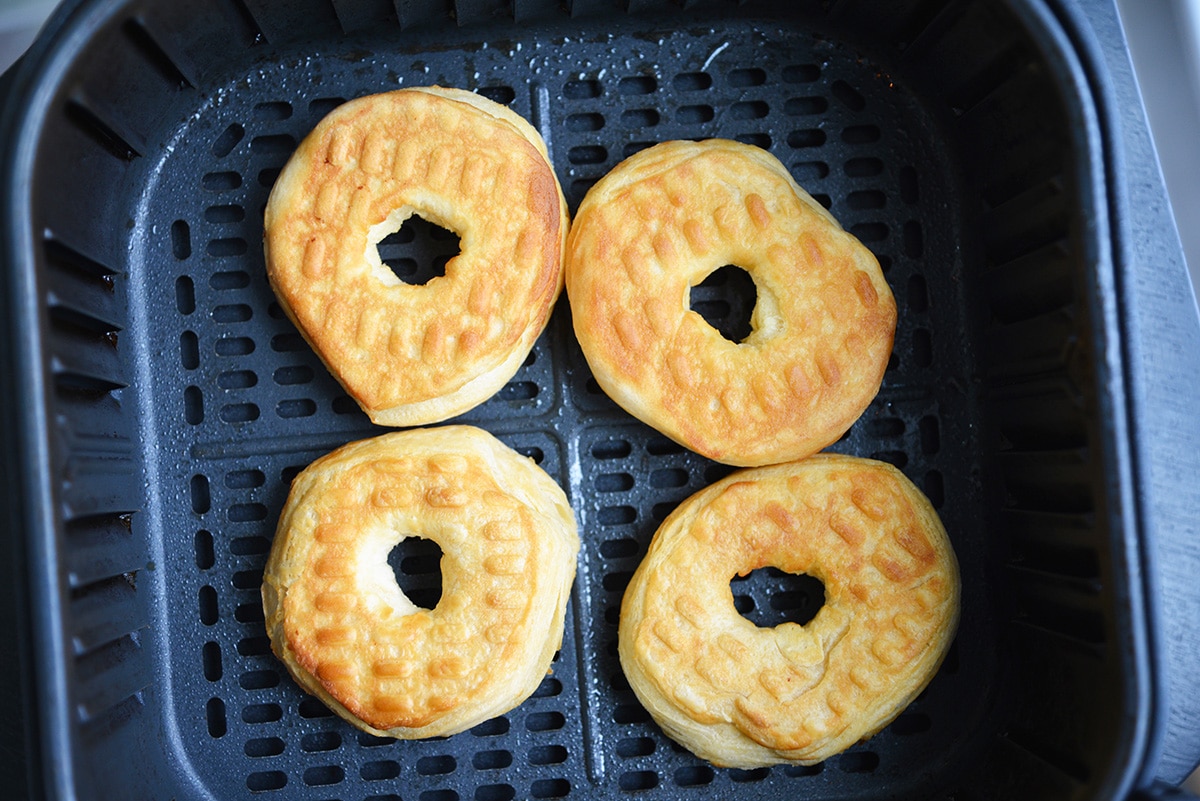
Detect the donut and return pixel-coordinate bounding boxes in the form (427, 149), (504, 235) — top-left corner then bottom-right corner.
(618, 454), (959, 767)
(264, 87), (568, 427)
(261, 425), (579, 738)
(565, 139), (896, 466)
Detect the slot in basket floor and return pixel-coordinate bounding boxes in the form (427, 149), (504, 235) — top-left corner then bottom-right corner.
(123, 9), (998, 801)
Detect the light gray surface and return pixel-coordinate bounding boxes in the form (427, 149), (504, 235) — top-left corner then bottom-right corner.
(0, 0), (56, 75)
(1117, 0), (1200, 298)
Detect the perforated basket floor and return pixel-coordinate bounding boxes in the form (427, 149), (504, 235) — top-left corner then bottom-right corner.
(122, 15), (998, 800)
(23, 0), (1098, 797)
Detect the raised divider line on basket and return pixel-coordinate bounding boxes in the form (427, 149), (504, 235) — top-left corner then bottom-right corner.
(188, 429), (379, 461)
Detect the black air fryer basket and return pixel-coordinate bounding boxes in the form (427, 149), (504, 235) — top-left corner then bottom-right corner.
(3, 1), (1200, 799)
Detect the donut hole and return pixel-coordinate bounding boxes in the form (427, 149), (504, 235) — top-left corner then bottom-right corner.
(387, 536), (444, 610)
(372, 211), (461, 287)
(732, 567), (825, 628)
(689, 264), (758, 343)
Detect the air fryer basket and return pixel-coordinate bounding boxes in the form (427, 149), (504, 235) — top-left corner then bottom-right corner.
(2, 0), (1197, 799)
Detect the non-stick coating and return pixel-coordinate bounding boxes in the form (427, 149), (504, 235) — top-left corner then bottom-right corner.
(129, 14), (996, 800)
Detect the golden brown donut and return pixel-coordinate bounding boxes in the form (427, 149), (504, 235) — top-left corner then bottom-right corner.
(261, 425), (579, 739)
(618, 454), (959, 767)
(264, 87), (568, 426)
(565, 139), (896, 466)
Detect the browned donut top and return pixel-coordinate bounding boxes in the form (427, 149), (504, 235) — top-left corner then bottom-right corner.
(262, 426), (578, 738)
(619, 455), (958, 766)
(264, 88), (566, 425)
(566, 140), (896, 466)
